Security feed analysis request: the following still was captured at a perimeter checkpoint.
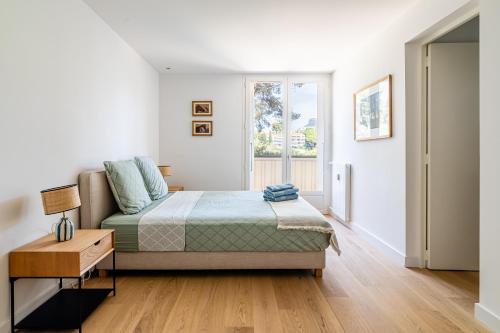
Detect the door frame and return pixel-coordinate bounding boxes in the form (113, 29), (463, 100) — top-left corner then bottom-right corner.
(244, 75), (287, 191)
(244, 74), (331, 211)
(404, 6), (479, 268)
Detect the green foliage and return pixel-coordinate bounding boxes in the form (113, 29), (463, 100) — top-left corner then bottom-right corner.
(291, 147), (317, 157)
(254, 130), (318, 158)
(252, 83), (317, 157)
(254, 83), (300, 132)
(254, 132), (281, 157)
(254, 83), (282, 133)
(255, 150), (282, 158)
(271, 122), (282, 134)
(303, 127), (317, 150)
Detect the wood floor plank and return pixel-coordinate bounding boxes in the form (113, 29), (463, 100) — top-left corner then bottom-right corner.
(327, 296), (379, 333)
(252, 276), (284, 333)
(162, 276), (208, 333)
(134, 276), (185, 332)
(293, 277), (344, 332)
(195, 277), (230, 332)
(223, 276), (254, 329)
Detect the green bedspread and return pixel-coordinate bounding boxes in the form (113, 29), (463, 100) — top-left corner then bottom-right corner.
(102, 191), (330, 252)
(101, 193), (173, 252)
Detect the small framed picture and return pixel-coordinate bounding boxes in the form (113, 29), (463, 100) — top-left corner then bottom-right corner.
(192, 101), (213, 116)
(354, 75), (392, 141)
(192, 121), (213, 136)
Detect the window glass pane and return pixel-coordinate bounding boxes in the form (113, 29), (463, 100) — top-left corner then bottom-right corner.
(290, 82), (322, 191)
(252, 82), (284, 190)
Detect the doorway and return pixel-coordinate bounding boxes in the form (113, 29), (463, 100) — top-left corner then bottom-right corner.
(245, 75), (329, 210)
(423, 16), (480, 270)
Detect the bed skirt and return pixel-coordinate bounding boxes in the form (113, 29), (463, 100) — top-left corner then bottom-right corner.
(97, 250), (325, 270)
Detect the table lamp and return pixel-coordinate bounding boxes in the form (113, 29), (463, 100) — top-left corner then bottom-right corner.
(40, 184), (81, 242)
(158, 165), (172, 180)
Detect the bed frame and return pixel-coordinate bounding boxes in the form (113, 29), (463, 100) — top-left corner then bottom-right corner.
(78, 170), (325, 277)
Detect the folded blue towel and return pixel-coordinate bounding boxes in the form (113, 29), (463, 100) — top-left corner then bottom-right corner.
(266, 183), (295, 192)
(264, 193), (299, 202)
(264, 187), (299, 198)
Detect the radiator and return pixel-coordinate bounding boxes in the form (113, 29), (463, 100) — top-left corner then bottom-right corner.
(330, 162), (351, 223)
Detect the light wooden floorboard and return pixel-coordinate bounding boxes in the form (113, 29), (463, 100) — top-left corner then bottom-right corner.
(19, 218), (489, 333)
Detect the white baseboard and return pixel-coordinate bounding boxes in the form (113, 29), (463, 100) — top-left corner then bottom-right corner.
(0, 282), (59, 332)
(404, 256), (423, 268)
(329, 213), (421, 268)
(328, 206), (351, 229)
(351, 223), (406, 266)
(475, 303), (500, 332)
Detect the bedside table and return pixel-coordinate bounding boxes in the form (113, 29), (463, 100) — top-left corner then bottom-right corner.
(9, 229), (115, 333)
(169, 185), (184, 192)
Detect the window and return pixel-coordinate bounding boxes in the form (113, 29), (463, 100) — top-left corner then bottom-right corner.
(246, 76), (326, 197)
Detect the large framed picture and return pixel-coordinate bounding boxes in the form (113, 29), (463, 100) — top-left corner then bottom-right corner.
(192, 121), (212, 136)
(354, 75), (392, 141)
(192, 101), (213, 116)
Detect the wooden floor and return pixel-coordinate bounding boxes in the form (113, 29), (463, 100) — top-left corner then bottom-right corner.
(22, 218), (488, 333)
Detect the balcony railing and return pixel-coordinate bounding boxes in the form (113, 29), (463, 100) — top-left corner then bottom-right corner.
(253, 157), (320, 192)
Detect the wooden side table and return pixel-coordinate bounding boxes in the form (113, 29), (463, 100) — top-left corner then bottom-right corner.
(9, 229), (115, 333)
(169, 185), (184, 192)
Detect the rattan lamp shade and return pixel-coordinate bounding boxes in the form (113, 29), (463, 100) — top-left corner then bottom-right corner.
(40, 184), (81, 215)
(158, 165), (172, 177)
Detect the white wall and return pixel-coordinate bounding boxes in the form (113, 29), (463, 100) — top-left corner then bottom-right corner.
(159, 74), (245, 190)
(332, 0), (477, 265)
(475, 0), (500, 330)
(0, 0), (159, 330)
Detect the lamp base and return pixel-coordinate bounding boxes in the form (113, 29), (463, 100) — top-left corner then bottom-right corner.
(53, 217), (75, 242)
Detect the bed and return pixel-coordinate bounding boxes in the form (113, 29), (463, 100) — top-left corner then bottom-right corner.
(78, 170), (339, 277)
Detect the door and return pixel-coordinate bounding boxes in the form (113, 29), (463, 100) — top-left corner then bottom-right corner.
(288, 80), (324, 194)
(248, 78), (287, 190)
(426, 43), (479, 270)
(246, 76), (327, 209)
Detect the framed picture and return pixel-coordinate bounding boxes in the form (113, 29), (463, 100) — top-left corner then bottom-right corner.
(354, 75), (392, 141)
(192, 121), (213, 136)
(192, 101), (213, 116)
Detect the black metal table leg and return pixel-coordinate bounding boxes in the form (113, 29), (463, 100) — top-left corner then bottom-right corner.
(10, 278), (16, 333)
(78, 277), (82, 333)
(59, 278), (63, 289)
(112, 250), (116, 296)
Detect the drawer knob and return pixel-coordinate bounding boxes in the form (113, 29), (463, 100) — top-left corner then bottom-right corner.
(94, 240), (101, 246)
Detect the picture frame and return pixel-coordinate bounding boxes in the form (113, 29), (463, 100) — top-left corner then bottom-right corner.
(354, 75), (392, 141)
(192, 121), (213, 136)
(192, 101), (213, 116)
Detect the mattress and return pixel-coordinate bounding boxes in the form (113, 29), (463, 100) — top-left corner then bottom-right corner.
(101, 191), (330, 252)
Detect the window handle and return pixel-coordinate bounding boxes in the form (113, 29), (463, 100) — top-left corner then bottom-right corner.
(250, 142), (254, 172)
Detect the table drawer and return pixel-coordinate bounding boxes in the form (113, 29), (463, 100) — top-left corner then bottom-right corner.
(80, 233), (112, 272)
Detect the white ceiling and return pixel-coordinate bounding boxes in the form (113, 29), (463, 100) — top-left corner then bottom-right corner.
(84, 0), (418, 73)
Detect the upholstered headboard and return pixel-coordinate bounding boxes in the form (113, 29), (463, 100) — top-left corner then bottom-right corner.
(79, 170), (118, 229)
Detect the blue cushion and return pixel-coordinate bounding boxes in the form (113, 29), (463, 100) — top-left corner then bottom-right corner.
(134, 156), (168, 200)
(103, 160), (152, 214)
